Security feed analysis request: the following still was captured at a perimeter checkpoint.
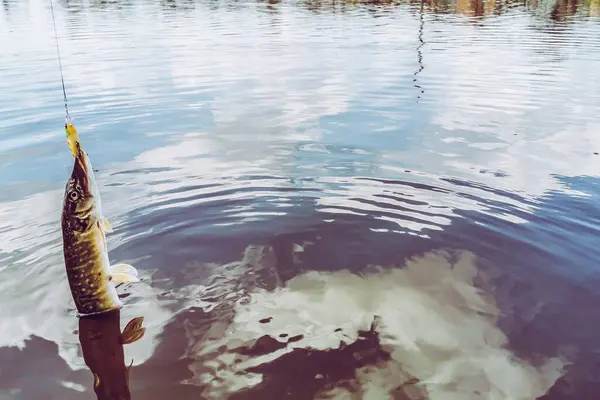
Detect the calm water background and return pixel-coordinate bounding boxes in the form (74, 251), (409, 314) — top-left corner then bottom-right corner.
(1, 0), (600, 399)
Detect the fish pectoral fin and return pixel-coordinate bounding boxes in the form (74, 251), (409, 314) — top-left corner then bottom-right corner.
(121, 316), (146, 345)
(101, 217), (114, 233)
(109, 263), (139, 284)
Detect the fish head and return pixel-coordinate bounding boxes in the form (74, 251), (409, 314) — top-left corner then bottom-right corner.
(63, 147), (97, 232)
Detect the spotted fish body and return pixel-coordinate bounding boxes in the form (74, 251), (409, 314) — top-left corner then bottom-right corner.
(62, 128), (138, 317)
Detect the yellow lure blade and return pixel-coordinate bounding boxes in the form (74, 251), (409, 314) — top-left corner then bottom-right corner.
(65, 121), (80, 157)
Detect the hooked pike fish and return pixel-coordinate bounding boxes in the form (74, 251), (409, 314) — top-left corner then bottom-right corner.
(62, 122), (139, 316)
(79, 310), (145, 399)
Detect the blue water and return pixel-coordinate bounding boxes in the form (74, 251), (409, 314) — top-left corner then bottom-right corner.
(1, 0), (600, 399)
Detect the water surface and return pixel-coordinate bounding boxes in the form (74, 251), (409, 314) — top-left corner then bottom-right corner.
(1, 0), (600, 399)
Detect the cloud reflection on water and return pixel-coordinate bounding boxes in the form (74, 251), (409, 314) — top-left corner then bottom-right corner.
(175, 248), (565, 399)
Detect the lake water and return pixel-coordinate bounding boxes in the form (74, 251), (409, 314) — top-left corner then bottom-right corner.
(1, 0), (600, 399)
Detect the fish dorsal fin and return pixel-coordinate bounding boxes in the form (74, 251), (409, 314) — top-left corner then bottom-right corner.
(121, 317), (146, 345)
(109, 264), (139, 284)
(100, 217), (113, 233)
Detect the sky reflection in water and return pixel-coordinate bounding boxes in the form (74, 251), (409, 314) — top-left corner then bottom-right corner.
(0, 0), (600, 399)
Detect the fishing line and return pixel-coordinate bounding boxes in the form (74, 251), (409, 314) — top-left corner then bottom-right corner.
(49, 0), (71, 122)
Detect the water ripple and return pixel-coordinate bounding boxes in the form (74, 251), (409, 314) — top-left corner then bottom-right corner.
(2, 0), (600, 398)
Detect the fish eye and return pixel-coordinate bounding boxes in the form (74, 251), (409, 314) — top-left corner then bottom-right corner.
(69, 190), (79, 201)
